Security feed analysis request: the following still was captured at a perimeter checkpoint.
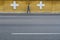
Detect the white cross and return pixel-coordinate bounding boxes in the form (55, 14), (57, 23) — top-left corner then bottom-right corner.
(37, 1), (45, 9)
(10, 1), (19, 9)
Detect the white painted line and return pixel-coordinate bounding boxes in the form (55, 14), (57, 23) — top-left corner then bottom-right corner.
(11, 33), (60, 35)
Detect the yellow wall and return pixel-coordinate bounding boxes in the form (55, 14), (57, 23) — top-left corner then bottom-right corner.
(0, 0), (60, 14)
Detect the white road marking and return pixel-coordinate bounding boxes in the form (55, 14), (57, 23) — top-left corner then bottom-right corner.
(37, 1), (45, 9)
(10, 1), (19, 9)
(11, 33), (60, 35)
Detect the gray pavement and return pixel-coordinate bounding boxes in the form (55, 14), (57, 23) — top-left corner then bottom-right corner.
(0, 16), (60, 40)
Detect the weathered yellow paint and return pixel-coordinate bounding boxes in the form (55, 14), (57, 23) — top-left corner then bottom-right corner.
(30, 1), (52, 13)
(0, 0), (60, 14)
(4, 1), (27, 13)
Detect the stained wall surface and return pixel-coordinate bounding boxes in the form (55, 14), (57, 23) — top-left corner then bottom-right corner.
(0, 0), (60, 14)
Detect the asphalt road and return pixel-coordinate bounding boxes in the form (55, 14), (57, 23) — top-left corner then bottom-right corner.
(0, 15), (60, 40)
